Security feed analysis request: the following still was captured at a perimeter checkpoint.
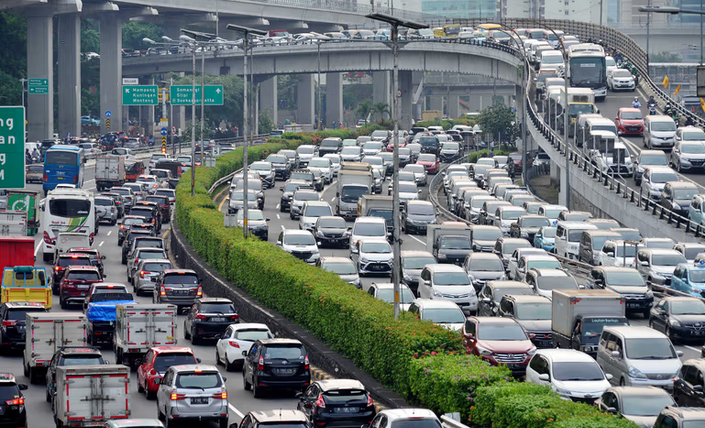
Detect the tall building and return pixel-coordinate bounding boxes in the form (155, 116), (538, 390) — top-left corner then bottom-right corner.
(422, 0), (497, 18)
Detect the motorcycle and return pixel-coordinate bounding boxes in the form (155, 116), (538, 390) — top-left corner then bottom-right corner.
(648, 104), (657, 115)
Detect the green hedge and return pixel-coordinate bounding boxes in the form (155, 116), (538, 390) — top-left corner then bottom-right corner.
(415, 117), (478, 129)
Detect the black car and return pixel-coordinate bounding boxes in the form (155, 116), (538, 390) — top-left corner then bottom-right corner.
(312, 216), (350, 248)
(45, 347), (106, 404)
(318, 138), (342, 157)
(133, 202), (162, 231)
(433, 234), (473, 265)
(67, 247), (106, 277)
(280, 180), (313, 213)
(649, 296), (705, 343)
(117, 216), (147, 246)
(266, 154), (291, 180)
(438, 142), (461, 162)
(290, 170), (315, 188)
(238, 410), (309, 428)
(0, 302), (47, 350)
(184, 298), (238, 344)
(401, 201), (436, 235)
(674, 359), (705, 407)
(121, 229), (154, 264)
(418, 135), (439, 154)
(243, 338), (311, 397)
(0, 374), (27, 428)
(296, 379), (376, 428)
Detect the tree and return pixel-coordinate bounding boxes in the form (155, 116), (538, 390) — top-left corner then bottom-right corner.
(0, 12), (26, 106)
(372, 102), (390, 120)
(122, 21), (164, 51)
(477, 101), (518, 143)
(355, 100), (373, 122)
(258, 109), (275, 135)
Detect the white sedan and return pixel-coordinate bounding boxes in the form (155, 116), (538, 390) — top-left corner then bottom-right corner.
(607, 69), (636, 91)
(215, 323), (273, 371)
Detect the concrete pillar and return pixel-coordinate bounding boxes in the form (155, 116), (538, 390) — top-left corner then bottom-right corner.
(297, 74), (315, 125)
(100, 16), (123, 134)
(430, 96), (443, 113)
(325, 72), (343, 128)
(448, 96), (459, 119)
(400, 71), (413, 130)
(57, 14), (81, 138)
(260, 76), (278, 127)
(550, 160), (568, 207)
(372, 71), (390, 107)
(27, 14), (53, 141)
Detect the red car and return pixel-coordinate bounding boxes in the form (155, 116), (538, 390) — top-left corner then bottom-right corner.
(145, 195), (171, 224)
(615, 107), (644, 136)
(59, 265), (104, 309)
(137, 346), (199, 398)
(386, 139), (407, 151)
(416, 153), (439, 174)
(463, 316), (536, 377)
(509, 152), (523, 174)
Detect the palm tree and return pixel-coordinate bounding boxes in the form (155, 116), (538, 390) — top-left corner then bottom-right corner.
(355, 100), (373, 123)
(372, 102), (391, 121)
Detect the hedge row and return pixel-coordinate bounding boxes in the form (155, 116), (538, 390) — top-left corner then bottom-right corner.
(175, 134), (639, 428)
(415, 117), (479, 129)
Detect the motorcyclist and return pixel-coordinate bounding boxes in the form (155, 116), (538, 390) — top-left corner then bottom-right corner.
(685, 115), (695, 127)
(32, 148), (41, 163)
(632, 97), (642, 109)
(664, 102), (673, 116)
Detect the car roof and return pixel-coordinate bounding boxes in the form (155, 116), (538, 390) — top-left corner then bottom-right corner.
(257, 338), (303, 346)
(413, 298), (462, 309)
(320, 257), (354, 264)
(284, 229), (314, 236)
(232, 323), (270, 331)
(503, 294), (551, 304)
(248, 410), (308, 423)
(471, 316), (521, 326)
(468, 252), (501, 260)
(377, 408), (438, 420)
(424, 264), (466, 273)
(537, 348), (596, 363)
(316, 379), (366, 392)
(604, 325), (667, 339)
(170, 364), (219, 373)
(151, 346), (195, 355)
(162, 269), (197, 274)
(530, 268), (567, 277)
(196, 297), (232, 303)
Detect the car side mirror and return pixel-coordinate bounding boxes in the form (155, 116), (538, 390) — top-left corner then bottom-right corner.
(465, 333), (474, 340)
(295, 392), (304, 398)
(538, 373), (550, 381)
(640, 260), (649, 266)
(101, 255), (106, 260)
(611, 350), (621, 358)
(695, 385), (704, 392)
(482, 297), (491, 303)
(677, 350), (684, 357)
(596, 109), (600, 114)
(242, 351), (248, 356)
(615, 117), (619, 121)
(605, 251), (614, 257)
(605, 373), (613, 381)
(196, 358), (202, 363)
(18, 384), (28, 391)
(276, 240), (282, 246)
(351, 247), (359, 254)
(606, 406), (617, 414)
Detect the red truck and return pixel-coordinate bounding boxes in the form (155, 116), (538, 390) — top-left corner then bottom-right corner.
(0, 237), (34, 271)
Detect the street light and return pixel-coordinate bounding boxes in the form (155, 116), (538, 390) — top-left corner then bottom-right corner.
(640, 6), (705, 65)
(366, 12), (427, 319)
(312, 33), (331, 130)
(227, 23), (267, 239)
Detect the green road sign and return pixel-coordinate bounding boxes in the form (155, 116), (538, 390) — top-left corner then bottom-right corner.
(28, 79), (49, 94)
(122, 85), (158, 105)
(0, 107), (26, 188)
(171, 85), (224, 105)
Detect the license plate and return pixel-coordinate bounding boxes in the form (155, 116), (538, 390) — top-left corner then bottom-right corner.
(211, 317), (225, 322)
(627, 303), (639, 308)
(693, 330), (705, 336)
(18, 326), (25, 332)
(78, 284), (89, 289)
(190, 397), (208, 404)
(334, 407), (360, 413)
(173, 289), (189, 295)
(275, 368), (296, 375)
(370, 265), (386, 271)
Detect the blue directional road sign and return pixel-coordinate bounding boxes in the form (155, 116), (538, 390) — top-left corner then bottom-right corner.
(105, 110), (112, 118)
(160, 127), (168, 136)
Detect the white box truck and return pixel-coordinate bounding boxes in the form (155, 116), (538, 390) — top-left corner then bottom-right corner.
(23, 313), (88, 384)
(54, 364), (131, 428)
(113, 304), (177, 367)
(335, 170), (373, 219)
(551, 289), (629, 358)
(0, 211), (27, 236)
(95, 155), (126, 191)
(426, 224), (473, 265)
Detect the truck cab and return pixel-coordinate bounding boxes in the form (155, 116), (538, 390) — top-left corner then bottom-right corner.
(1, 266), (52, 309)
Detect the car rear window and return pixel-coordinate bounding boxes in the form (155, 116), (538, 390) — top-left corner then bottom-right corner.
(67, 271), (101, 282)
(0, 385), (20, 401)
(7, 308), (45, 321)
(264, 345), (305, 360)
(392, 419), (442, 428)
(234, 329), (272, 341)
(143, 262), (172, 272)
(131, 208), (154, 218)
(136, 239), (163, 248)
(163, 274), (199, 285)
(137, 250), (166, 259)
(59, 257), (91, 267)
(176, 372), (222, 388)
(61, 355), (104, 366)
(322, 389), (367, 403)
(154, 353), (197, 371)
(201, 303), (236, 313)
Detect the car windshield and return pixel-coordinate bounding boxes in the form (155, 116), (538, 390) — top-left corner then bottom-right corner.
(154, 353), (197, 372)
(323, 262), (358, 275)
(433, 272), (471, 285)
(266, 155), (287, 163)
(674, 188), (699, 200)
(264, 345), (304, 359)
(409, 204), (434, 215)
(552, 362), (605, 381)
(603, 271), (645, 285)
(163, 274), (199, 285)
(671, 300), (705, 314)
(473, 229), (502, 241)
(651, 122), (676, 132)
(309, 159), (330, 168)
(142, 262), (172, 272)
(537, 276), (577, 290)
(527, 260), (560, 270)
(516, 303), (551, 320)
(440, 237), (472, 250)
(682, 422), (705, 428)
(304, 205), (332, 217)
(621, 395), (674, 417)
(62, 355), (104, 366)
(620, 111), (642, 120)
(297, 146), (315, 154)
(582, 318), (629, 336)
(376, 287), (415, 303)
(318, 218), (345, 228)
(690, 270), (705, 283)
(471, 198), (493, 208)
(613, 245), (639, 257)
(683, 131), (705, 141)
(477, 324), (526, 340)
(625, 338), (676, 359)
(341, 187), (368, 203)
(362, 242), (392, 253)
(653, 254), (686, 266)
(294, 192), (319, 201)
(418, 154), (436, 162)
(591, 236), (619, 250)
(501, 210), (524, 220)
(354, 223), (386, 236)
(522, 218), (550, 227)
(66, 271), (101, 281)
(236, 211), (265, 221)
(683, 247), (705, 260)
(467, 257), (503, 271)
(403, 256), (436, 270)
(423, 308), (465, 324)
(405, 165), (424, 173)
(284, 234), (315, 246)
(176, 373), (222, 388)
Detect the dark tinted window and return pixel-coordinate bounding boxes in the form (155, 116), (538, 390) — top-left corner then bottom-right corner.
(234, 329), (272, 341)
(142, 262), (172, 272)
(7, 308), (45, 321)
(163, 274), (199, 285)
(61, 355), (104, 366)
(94, 198), (112, 206)
(322, 389), (367, 403)
(66, 271), (101, 281)
(263, 345), (305, 360)
(46, 151), (78, 165)
(49, 200), (91, 217)
(0, 385), (20, 401)
(130, 208), (154, 219)
(58, 257), (91, 267)
(201, 303), (236, 313)
(176, 372), (221, 388)
(153, 353), (197, 371)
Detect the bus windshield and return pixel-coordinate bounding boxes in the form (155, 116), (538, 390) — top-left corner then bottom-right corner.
(570, 57), (606, 87)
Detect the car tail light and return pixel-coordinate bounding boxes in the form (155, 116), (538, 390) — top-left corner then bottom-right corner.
(73, 175), (78, 184)
(120, 224), (125, 229)
(304, 356), (310, 370)
(140, 271), (147, 278)
(6, 398), (23, 406)
(134, 257), (139, 264)
(228, 341), (240, 348)
(55, 266), (61, 271)
(160, 286), (166, 296)
(44, 231), (54, 245)
(258, 356), (264, 371)
(89, 232), (94, 244)
(43, 174), (48, 182)
(196, 314), (207, 320)
(367, 394), (374, 407)
(196, 285), (203, 297)
(2, 321), (16, 326)
(149, 369), (157, 376)
(213, 392), (227, 399)
(170, 393), (186, 400)
(315, 395), (326, 408)
(230, 314), (239, 321)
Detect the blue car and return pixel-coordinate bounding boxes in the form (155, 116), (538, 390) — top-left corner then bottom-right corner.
(671, 262), (705, 297)
(533, 226), (556, 252)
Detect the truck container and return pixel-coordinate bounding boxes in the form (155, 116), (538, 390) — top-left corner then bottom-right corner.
(357, 194), (393, 217)
(54, 364), (131, 428)
(113, 303), (177, 367)
(0, 211), (27, 236)
(340, 162), (371, 172)
(23, 313), (88, 383)
(1, 266), (52, 309)
(551, 289), (629, 358)
(426, 224), (473, 265)
(7, 190), (39, 235)
(95, 155), (126, 191)
(0, 236), (34, 270)
(54, 232), (92, 263)
(335, 170), (373, 219)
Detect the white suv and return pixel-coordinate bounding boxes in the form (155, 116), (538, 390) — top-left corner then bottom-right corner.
(368, 409), (441, 428)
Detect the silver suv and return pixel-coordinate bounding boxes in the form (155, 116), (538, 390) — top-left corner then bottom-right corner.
(131, 258), (172, 296)
(156, 364), (228, 428)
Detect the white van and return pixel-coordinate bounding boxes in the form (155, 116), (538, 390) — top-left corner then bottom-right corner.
(596, 326), (683, 391)
(644, 115), (677, 150)
(554, 221), (598, 259)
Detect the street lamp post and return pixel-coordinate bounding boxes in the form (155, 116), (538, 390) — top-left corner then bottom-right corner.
(313, 34), (331, 131)
(366, 12), (427, 319)
(227, 24), (267, 239)
(640, 6), (705, 64)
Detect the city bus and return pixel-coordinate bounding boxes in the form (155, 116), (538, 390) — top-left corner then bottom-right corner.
(42, 145), (85, 195)
(477, 23), (502, 31)
(41, 188), (95, 263)
(566, 43), (607, 101)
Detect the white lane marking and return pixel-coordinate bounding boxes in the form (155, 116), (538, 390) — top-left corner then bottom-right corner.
(107, 231), (112, 236)
(281, 225), (286, 230)
(34, 241), (42, 256)
(277, 214), (280, 219)
(409, 235), (425, 245)
(685, 345), (701, 353)
(99, 241), (104, 247)
(228, 404), (244, 418)
(330, 197), (335, 202)
(276, 204), (280, 209)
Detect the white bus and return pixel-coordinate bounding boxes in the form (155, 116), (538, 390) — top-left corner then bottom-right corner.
(41, 188), (95, 263)
(566, 43), (607, 101)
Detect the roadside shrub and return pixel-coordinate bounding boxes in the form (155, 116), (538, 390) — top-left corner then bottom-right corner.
(552, 414), (641, 428)
(493, 394), (599, 428)
(470, 382), (552, 427)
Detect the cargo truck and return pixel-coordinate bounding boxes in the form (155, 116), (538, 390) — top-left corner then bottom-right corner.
(0, 190), (39, 236)
(0, 211), (27, 236)
(113, 303), (178, 368)
(53, 364), (131, 428)
(426, 224), (473, 265)
(95, 155), (126, 191)
(23, 313), (88, 383)
(85, 293), (137, 348)
(335, 170), (373, 219)
(551, 289), (630, 358)
(1, 266), (52, 309)
(357, 195), (393, 232)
